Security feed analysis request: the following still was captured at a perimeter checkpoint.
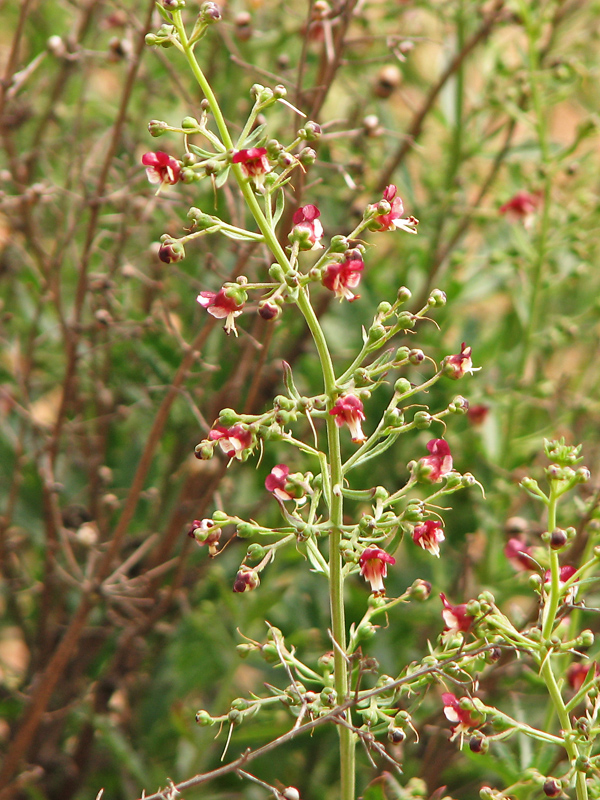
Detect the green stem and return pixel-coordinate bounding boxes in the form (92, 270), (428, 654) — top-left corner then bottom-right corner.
(174, 21), (354, 796)
(296, 289), (355, 800)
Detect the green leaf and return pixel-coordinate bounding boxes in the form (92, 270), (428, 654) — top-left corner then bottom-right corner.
(273, 188), (285, 227)
(240, 124), (267, 149)
(215, 165), (231, 188)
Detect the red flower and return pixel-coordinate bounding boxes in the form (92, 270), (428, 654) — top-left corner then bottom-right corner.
(442, 343), (480, 380)
(142, 151), (181, 185)
(187, 519), (221, 555)
(440, 593), (472, 634)
(322, 255), (364, 302)
(197, 287), (246, 336)
(232, 147), (271, 189)
(442, 693), (480, 739)
(374, 185), (418, 234)
(418, 439), (453, 482)
(290, 204), (324, 250)
(504, 538), (536, 571)
(359, 547), (396, 595)
(329, 394), (366, 443)
(208, 424), (252, 460)
(499, 190), (540, 228)
(412, 520), (445, 557)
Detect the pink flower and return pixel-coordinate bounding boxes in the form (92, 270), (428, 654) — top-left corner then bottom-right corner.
(442, 343), (480, 380)
(359, 547), (396, 595)
(197, 287), (246, 336)
(233, 566), (260, 593)
(373, 185), (418, 234)
(142, 151), (181, 185)
(440, 593), (472, 634)
(418, 439), (453, 482)
(265, 464), (293, 501)
(329, 394), (366, 443)
(208, 424), (253, 460)
(322, 255), (364, 302)
(499, 190), (540, 228)
(187, 519), (221, 555)
(232, 147), (271, 189)
(504, 538), (536, 571)
(412, 520), (445, 557)
(290, 204), (324, 250)
(442, 693), (480, 739)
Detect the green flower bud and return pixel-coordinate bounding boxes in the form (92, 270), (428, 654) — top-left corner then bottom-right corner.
(236, 643), (254, 658)
(395, 346), (411, 361)
(384, 408), (404, 427)
(182, 116), (200, 129)
(394, 377), (411, 394)
(218, 408), (241, 426)
(413, 410), (432, 429)
(260, 643), (279, 663)
(428, 288), (446, 307)
(397, 286), (412, 303)
(408, 349), (424, 365)
(236, 522), (257, 539)
(377, 301), (393, 316)
(195, 709), (214, 726)
(396, 312), (415, 330)
(299, 147), (316, 166)
(246, 543), (266, 561)
(367, 323), (386, 344)
(329, 235), (349, 253)
(148, 119), (168, 137)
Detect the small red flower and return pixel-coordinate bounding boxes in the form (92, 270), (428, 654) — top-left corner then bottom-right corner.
(197, 287), (245, 336)
(232, 147), (271, 189)
(442, 343), (480, 380)
(440, 593), (472, 634)
(290, 204), (324, 250)
(504, 538), (536, 571)
(208, 424), (252, 460)
(329, 394), (366, 443)
(442, 693), (480, 739)
(187, 519), (221, 555)
(412, 520), (445, 557)
(142, 151), (181, 185)
(265, 464), (293, 501)
(418, 439), (453, 482)
(499, 190), (540, 228)
(359, 547), (396, 595)
(374, 185), (418, 234)
(322, 255), (364, 302)
(233, 566), (260, 593)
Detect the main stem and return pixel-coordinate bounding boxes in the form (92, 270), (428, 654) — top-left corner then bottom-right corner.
(176, 24), (355, 799)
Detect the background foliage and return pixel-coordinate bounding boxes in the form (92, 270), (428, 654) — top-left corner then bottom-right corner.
(1, 0), (600, 798)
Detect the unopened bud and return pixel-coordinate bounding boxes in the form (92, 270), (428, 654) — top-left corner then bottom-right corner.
(408, 349), (424, 364)
(258, 298), (283, 321)
(200, 2), (221, 23)
(148, 119), (168, 137)
(158, 238), (185, 264)
(550, 528), (568, 550)
(281, 788), (300, 800)
(299, 147), (316, 166)
(195, 709), (213, 726)
(388, 727), (406, 743)
(469, 734), (489, 754)
(543, 779), (561, 797)
(409, 578), (431, 601)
